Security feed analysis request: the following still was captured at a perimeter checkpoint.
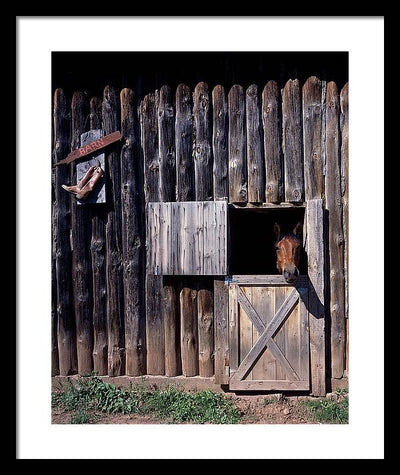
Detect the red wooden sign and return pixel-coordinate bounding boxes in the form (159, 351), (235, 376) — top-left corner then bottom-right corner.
(54, 130), (121, 167)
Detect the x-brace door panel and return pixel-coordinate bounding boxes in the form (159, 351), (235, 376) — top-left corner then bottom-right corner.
(228, 276), (310, 391)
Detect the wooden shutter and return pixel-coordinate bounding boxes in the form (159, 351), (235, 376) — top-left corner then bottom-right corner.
(147, 201), (227, 275)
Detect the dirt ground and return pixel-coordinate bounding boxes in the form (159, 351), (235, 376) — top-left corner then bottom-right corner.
(51, 375), (348, 425)
(51, 394), (324, 425)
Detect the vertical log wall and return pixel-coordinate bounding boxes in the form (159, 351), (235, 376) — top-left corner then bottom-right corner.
(52, 77), (349, 386)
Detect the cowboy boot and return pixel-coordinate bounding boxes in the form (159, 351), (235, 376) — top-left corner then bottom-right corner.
(61, 165), (97, 195)
(76, 166), (104, 200)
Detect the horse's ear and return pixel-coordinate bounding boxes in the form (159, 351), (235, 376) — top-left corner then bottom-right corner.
(274, 223), (281, 241)
(293, 222), (303, 237)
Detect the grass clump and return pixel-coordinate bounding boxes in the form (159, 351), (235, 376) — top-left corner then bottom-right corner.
(52, 374), (241, 424)
(301, 388), (349, 424)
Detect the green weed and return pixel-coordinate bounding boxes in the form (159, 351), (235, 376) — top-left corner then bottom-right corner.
(301, 388), (348, 424)
(52, 374), (241, 424)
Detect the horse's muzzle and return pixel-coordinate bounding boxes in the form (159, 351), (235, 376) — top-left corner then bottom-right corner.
(283, 267), (299, 283)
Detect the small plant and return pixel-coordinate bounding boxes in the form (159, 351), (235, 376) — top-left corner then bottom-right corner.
(262, 395), (280, 406)
(301, 388), (348, 424)
(70, 409), (101, 424)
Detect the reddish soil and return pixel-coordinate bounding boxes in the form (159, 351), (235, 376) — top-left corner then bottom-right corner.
(52, 394), (317, 425)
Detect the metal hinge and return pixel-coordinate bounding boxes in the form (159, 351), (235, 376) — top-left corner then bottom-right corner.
(154, 265), (160, 276)
(224, 275), (237, 285)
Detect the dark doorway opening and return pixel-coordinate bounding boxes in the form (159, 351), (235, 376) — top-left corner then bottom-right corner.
(228, 206), (306, 275)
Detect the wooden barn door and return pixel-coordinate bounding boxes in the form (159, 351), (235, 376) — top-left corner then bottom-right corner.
(228, 275), (310, 391)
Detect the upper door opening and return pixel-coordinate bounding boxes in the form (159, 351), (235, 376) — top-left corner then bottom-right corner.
(228, 205), (306, 275)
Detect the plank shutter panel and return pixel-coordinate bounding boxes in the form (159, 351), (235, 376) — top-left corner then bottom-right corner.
(147, 201), (227, 275)
(228, 275), (310, 391)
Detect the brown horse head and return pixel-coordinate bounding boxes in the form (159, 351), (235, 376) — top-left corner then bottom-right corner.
(274, 222), (302, 283)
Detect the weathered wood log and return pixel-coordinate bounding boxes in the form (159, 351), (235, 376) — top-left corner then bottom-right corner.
(158, 87), (180, 375)
(302, 76), (325, 200)
(194, 82), (213, 201)
(52, 128), (59, 376)
(121, 88), (146, 376)
(228, 84), (247, 202)
(89, 97), (102, 130)
(180, 284), (199, 376)
(51, 228), (59, 376)
(340, 83), (349, 322)
(142, 91), (165, 375)
(282, 79), (304, 202)
(103, 85), (125, 376)
(197, 284), (214, 377)
(306, 199), (326, 396)
(246, 84), (265, 203)
(142, 92), (160, 203)
(212, 85), (228, 201)
(262, 81), (283, 203)
(163, 276), (181, 376)
(340, 82), (349, 374)
(89, 98), (108, 375)
(145, 274), (164, 375)
(175, 84), (199, 375)
(175, 84), (194, 201)
(214, 278), (229, 384)
(158, 85), (176, 202)
(70, 91), (94, 375)
(53, 88), (77, 375)
(325, 81), (345, 379)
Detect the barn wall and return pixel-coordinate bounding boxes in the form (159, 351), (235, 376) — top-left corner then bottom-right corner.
(51, 77), (349, 386)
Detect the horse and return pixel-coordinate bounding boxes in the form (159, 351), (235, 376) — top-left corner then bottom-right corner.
(274, 222), (303, 283)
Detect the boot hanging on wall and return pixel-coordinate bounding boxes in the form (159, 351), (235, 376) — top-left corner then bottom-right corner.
(62, 162), (104, 201)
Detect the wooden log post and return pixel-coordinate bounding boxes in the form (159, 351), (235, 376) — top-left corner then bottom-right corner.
(246, 84), (265, 203)
(89, 97), (102, 130)
(180, 285), (199, 377)
(163, 277), (181, 376)
(194, 82), (213, 201)
(176, 84), (194, 201)
(197, 283), (214, 377)
(142, 91), (165, 375)
(52, 126), (59, 376)
(158, 85), (181, 376)
(340, 82), (349, 373)
(70, 91), (94, 375)
(103, 85), (125, 376)
(302, 76), (325, 201)
(214, 278), (229, 384)
(53, 89), (77, 375)
(262, 81), (283, 203)
(282, 79), (304, 203)
(325, 81), (345, 380)
(89, 98), (108, 375)
(212, 85), (228, 201)
(175, 84), (198, 376)
(306, 199), (326, 396)
(121, 88), (146, 376)
(228, 85), (247, 203)
(51, 246), (59, 376)
(159, 85), (176, 202)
